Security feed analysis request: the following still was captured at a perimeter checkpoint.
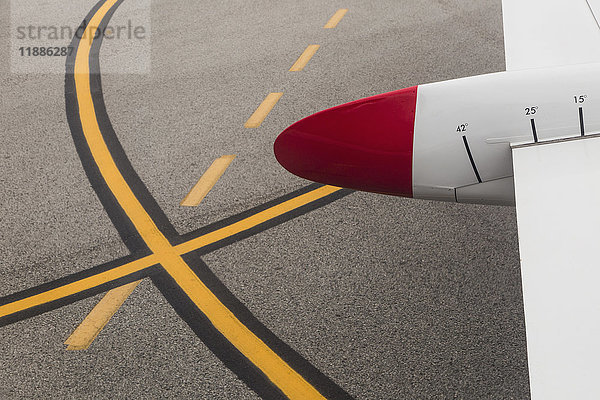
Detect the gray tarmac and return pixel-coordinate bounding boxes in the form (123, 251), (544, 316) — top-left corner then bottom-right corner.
(0, 0), (529, 398)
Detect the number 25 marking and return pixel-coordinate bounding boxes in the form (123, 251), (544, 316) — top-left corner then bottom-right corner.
(525, 106), (538, 116)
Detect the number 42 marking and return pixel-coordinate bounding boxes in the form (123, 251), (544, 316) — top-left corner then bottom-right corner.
(456, 123), (468, 132)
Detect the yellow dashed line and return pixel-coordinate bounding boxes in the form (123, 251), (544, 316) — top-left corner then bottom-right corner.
(65, 280), (141, 350)
(324, 9), (348, 29)
(244, 92), (283, 128)
(289, 45), (320, 71)
(181, 155), (236, 207)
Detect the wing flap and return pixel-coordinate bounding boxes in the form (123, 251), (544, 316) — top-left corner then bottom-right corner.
(512, 135), (600, 399)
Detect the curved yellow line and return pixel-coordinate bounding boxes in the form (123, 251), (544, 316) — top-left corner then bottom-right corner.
(73, 1), (327, 398)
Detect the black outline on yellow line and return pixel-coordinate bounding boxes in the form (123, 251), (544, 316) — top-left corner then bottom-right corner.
(0, 0), (354, 399)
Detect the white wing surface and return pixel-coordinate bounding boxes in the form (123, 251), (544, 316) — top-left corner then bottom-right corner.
(502, 0), (600, 70)
(512, 135), (600, 399)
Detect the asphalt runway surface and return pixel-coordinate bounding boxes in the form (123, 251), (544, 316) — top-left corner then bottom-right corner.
(0, 0), (529, 398)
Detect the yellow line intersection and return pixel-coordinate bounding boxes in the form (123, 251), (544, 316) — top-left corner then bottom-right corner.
(0, 185), (342, 322)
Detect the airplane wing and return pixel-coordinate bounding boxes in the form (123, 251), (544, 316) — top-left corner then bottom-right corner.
(503, 2), (600, 398)
(502, 0), (600, 70)
(512, 135), (600, 399)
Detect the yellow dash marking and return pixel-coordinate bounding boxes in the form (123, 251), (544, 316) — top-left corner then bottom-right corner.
(181, 155), (236, 207)
(289, 45), (320, 72)
(0, 255), (157, 318)
(65, 280), (141, 350)
(324, 9), (348, 29)
(244, 92), (283, 128)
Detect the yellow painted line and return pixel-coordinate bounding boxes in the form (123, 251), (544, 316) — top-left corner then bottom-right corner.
(181, 155), (236, 207)
(324, 9), (348, 29)
(65, 280), (141, 350)
(289, 45), (320, 72)
(161, 254), (326, 399)
(0, 255), (158, 318)
(73, 4), (325, 398)
(176, 185), (341, 255)
(244, 92), (283, 128)
(0, 185), (341, 322)
(74, 0), (169, 255)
